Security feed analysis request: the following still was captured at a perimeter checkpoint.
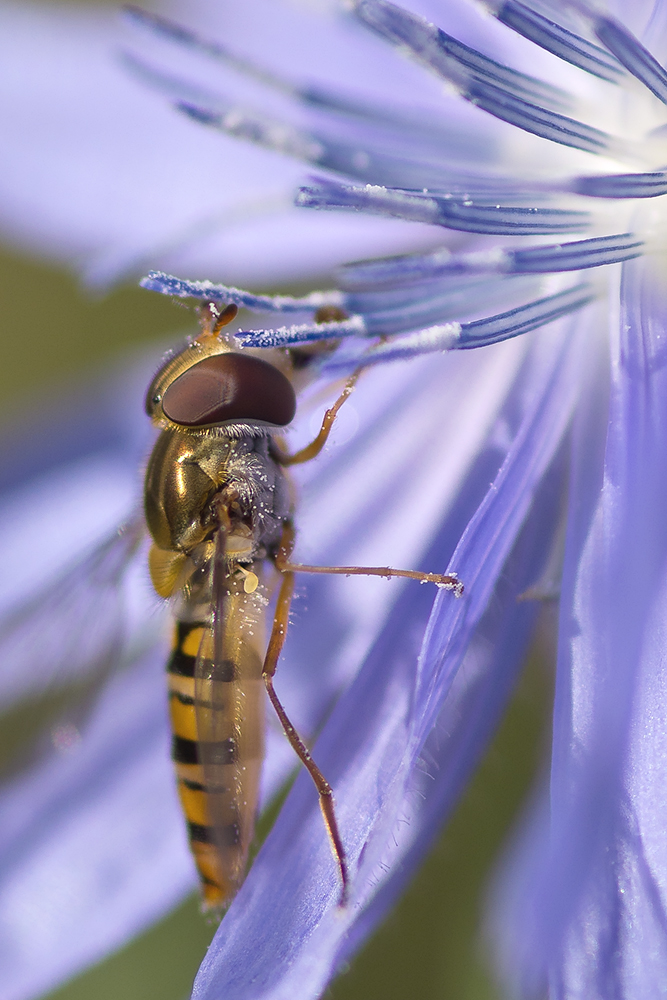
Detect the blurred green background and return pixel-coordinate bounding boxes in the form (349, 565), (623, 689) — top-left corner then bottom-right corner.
(1, 0), (552, 993)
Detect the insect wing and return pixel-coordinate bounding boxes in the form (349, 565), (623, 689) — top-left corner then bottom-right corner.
(191, 529), (266, 906)
(0, 514), (149, 712)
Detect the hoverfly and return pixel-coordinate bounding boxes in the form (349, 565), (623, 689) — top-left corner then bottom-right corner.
(0, 299), (463, 915)
(143, 300), (463, 909)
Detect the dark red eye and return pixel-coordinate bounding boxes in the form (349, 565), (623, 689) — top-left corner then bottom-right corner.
(161, 354), (296, 428)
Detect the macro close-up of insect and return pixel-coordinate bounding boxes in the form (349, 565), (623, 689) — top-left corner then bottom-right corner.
(144, 297), (462, 910)
(5, 0), (667, 998)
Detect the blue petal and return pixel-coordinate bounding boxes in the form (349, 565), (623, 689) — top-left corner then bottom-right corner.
(341, 455), (563, 963)
(492, 254), (667, 996)
(0, 650), (195, 1000)
(190, 318), (582, 1000)
(263, 340), (531, 792)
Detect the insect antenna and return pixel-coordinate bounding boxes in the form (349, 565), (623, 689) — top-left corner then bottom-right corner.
(196, 301), (239, 344)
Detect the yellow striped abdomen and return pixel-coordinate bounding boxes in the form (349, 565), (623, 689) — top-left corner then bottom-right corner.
(167, 595), (265, 910)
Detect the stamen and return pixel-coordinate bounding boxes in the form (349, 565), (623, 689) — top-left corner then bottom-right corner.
(324, 283), (595, 370)
(507, 234), (643, 272)
(337, 248), (464, 290)
(346, 275), (540, 334)
(140, 271), (345, 313)
(297, 180), (590, 235)
(337, 234), (643, 289)
(120, 50), (227, 108)
(483, 0), (624, 82)
(237, 316), (367, 349)
(175, 102), (481, 189)
(354, 0), (569, 110)
(327, 322), (462, 368)
(571, 171), (667, 198)
(177, 102), (326, 164)
(457, 282), (594, 348)
(354, 0), (617, 154)
(124, 5), (484, 152)
(594, 16), (667, 105)
(463, 79), (611, 154)
(147, 4), (627, 188)
(559, 1), (667, 105)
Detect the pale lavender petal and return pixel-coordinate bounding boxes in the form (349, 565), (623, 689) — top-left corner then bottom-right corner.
(0, 361), (156, 707)
(261, 338), (529, 795)
(5, 2), (667, 998)
(551, 255), (667, 997)
(342, 451), (563, 961)
(0, 340), (524, 995)
(0, 2), (448, 286)
(191, 313), (584, 1000)
(0, 649), (195, 1000)
(492, 253), (667, 997)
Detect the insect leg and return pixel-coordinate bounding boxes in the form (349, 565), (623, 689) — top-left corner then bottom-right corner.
(264, 522), (349, 904)
(197, 300), (239, 342)
(276, 370), (360, 467)
(275, 548), (464, 596)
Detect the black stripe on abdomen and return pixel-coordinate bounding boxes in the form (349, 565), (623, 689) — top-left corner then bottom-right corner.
(172, 735), (199, 764)
(188, 821), (241, 847)
(168, 624), (238, 682)
(172, 735), (238, 766)
(168, 647), (196, 678)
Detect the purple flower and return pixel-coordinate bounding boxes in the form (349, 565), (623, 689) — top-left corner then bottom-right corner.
(2, 1), (667, 998)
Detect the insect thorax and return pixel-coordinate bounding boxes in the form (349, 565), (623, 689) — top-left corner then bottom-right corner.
(144, 428), (290, 595)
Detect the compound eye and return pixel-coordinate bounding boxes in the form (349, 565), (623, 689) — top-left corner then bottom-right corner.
(161, 353), (297, 427)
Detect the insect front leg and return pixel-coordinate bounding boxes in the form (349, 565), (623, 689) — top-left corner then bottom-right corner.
(264, 521), (349, 905)
(275, 371), (360, 467)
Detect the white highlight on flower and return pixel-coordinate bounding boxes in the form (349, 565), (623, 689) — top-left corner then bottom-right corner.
(360, 321), (462, 366)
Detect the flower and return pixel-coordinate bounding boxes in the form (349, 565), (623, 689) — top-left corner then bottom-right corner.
(2, 1), (667, 999)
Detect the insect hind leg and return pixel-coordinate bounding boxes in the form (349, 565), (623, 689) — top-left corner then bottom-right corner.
(264, 531), (349, 906)
(262, 489), (464, 905)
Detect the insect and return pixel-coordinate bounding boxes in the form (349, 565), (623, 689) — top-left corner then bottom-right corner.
(143, 300), (464, 910)
(0, 299), (463, 915)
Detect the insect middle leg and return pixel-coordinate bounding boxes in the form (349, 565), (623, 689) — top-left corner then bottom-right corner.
(263, 515), (464, 910)
(275, 520), (463, 595)
(266, 374), (462, 901)
(274, 373), (462, 589)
